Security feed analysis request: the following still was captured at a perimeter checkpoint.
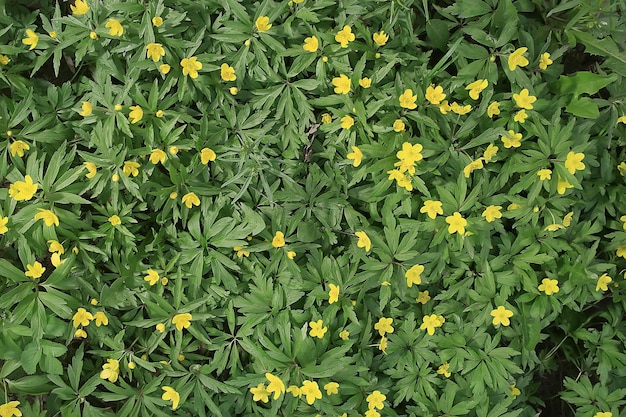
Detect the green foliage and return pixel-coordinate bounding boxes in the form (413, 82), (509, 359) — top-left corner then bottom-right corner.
(1, 0), (625, 416)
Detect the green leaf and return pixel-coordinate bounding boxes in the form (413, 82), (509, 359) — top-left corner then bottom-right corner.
(557, 71), (618, 96)
(565, 97), (600, 119)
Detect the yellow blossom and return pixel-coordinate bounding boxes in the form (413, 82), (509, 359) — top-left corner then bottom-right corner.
(0, 216), (8, 235)
(397, 141), (423, 164)
(22, 29), (39, 50)
(421, 314), (444, 335)
(272, 231), (285, 248)
(89, 31), (97, 40)
(146, 43), (165, 62)
(508, 47), (529, 71)
(445, 212), (467, 235)
(439, 100), (451, 114)
(405, 264), (424, 287)
(255, 16), (272, 32)
(150, 149), (167, 165)
(321, 113), (332, 124)
(510, 384), (521, 397)
(487, 101), (500, 118)
(309, 319), (327, 338)
(265, 373), (285, 400)
(84, 162), (97, 178)
(483, 144), (498, 162)
(332, 74), (351, 94)
(34, 209), (60, 227)
(328, 284), (340, 304)
(563, 211), (574, 227)
(346, 146), (363, 167)
(200, 147), (216, 164)
(301, 380), (322, 404)
(596, 274), (612, 292)
(416, 290), (430, 304)
(482, 205), (502, 223)
(514, 109), (528, 123)
(420, 200), (443, 219)
(105, 19), (123, 36)
(172, 313), (192, 331)
(144, 269), (160, 285)
(490, 306), (513, 326)
(335, 25), (355, 47)
(220, 63), (236, 81)
(10, 140), (29, 157)
(437, 362), (451, 378)
(159, 64), (171, 74)
(425, 84), (446, 105)
(618, 116), (626, 125)
(565, 151), (585, 174)
(100, 359), (119, 382)
(152, 16), (163, 27)
(286, 385), (302, 398)
(466, 79), (488, 100)
(182, 192), (200, 208)
(51, 252), (65, 267)
(339, 330), (350, 340)
(463, 158), (484, 177)
(9, 175), (38, 201)
(355, 231), (371, 252)
(366, 390), (386, 410)
(374, 317), (394, 336)
(451, 102), (471, 115)
(162, 386), (180, 410)
(341, 115), (354, 129)
(393, 119), (405, 132)
(108, 215), (121, 226)
(25, 261), (46, 279)
(507, 203), (522, 211)
(74, 329), (87, 338)
(79, 101), (93, 117)
(0, 54), (10, 65)
(156, 323), (165, 333)
(399, 89), (417, 109)
(94, 311), (108, 326)
(72, 307), (94, 327)
(123, 161), (140, 177)
(501, 130), (522, 148)
(557, 177), (573, 195)
(537, 169), (551, 180)
(359, 77), (372, 88)
(539, 52), (553, 70)
(303, 36), (318, 52)
(128, 105), (143, 123)
(373, 30), (389, 46)
(538, 278), (559, 295)
(324, 382), (339, 395)
(180, 57), (202, 78)
(513, 88), (536, 109)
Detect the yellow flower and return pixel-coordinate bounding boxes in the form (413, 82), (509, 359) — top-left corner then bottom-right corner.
(71, 0), (89, 15)
(251, 383), (270, 402)
(114, 104), (122, 111)
(507, 203), (522, 211)
(319, 113), (332, 124)
(510, 384), (521, 396)
(399, 89), (417, 109)
(0, 401), (20, 416)
(25, 261), (46, 279)
(220, 63), (236, 81)
(339, 330), (350, 340)
(84, 162), (97, 178)
(144, 269), (160, 285)
(272, 231), (286, 248)
(538, 278), (559, 295)
(439, 100), (451, 114)
(159, 64), (171, 74)
(162, 386), (180, 410)
(328, 283), (340, 304)
(508, 47), (529, 71)
(180, 56), (202, 78)
(420, 314), (444, 335)
(229, 87), (238, 95)
(373, 30), (389, 46)
(150, 149), (167, 165)
(514, 109), (528, 123)
(10, 140), (29, 157)
(420, 200), (443, 219)
(300, 380), (322, 404)
(501, 130), (522, 148)
(618, 116), (626, 125)
(366, 390), (386, 410)
(539, 52), (553, 70)
(621, 215), (626, 230)
(616, 245), (626, 257)
(445, 212), (467, 235)
(405, 264), (424, 287)
(255, 16), (272, 32)
(0, 216), (8, 234)
(89, 31), (97, 40)
(437, 362), (451, 378)
(487, 101), (500, 118)
(303, 36), (318, 52)
(108, 215), (121, 226)
(536, 169), (552, 181)
(156, 323), (165, 333)
(341, 115), (354, 129)
(347, 146), (363, 167)
(563, 211), (574, 227)
(594, 413), (612, 417)
(128, 106), (143, 123)
(565, 151), (585, 174)
(182, 192), (200, 208)
(169, 146), (178, 155)
(463, 158), (484, 178)
(416, 290), (430, 304)
(393, 119), (405, 132)
(359, 77), (372, 88)
(596, 274), (612, 292)
(51, 252), (65, 267)
(355, 231), (371, 252)
(34, 209), (59, 227)
(72, 308), (94, 327)
(265, 373), (285, 400)
(79, 101), (93, 117)
(374, 317), (394, 336)
(557, 177), (573, 195)
(309, 319), (327, 338)
(332, 74), (351, 95)
(22, 29), (39, 50)
(397, 141), (423, 164)
(9, 175), (38, 201)
(94, 311), (108, 326)
(513, 88), (537, 109)
(490, 306), (513, 326)
(482, 205), (502, 223)
(74, 329), (87, 338)
(0, 54), (10, 65)
(105, 19), (123, 36)
(123, 161), (140, 177)
(286, 385), (301, 397)
(335, 25), (355, 48)
(483, 144), (498, 162)
(152, 16), (163, 27)
(324, 382), (339, 395)
(466, 79), (488, 100)
(100, 359), (119, 382)
(450, 102), (471, 115)
(172, 313), (192, 331)
(425, 85), (446, 105)
(145, 43), (165, 62)
(200, 147), (216, 164)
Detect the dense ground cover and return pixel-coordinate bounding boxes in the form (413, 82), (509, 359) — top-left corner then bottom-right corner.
(1, 0), (626, 416)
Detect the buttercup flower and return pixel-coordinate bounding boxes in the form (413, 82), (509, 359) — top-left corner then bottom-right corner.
(162, 386), (180, 409)
(510, 384), (521, 397)
(421, 314), (444, 335)
(335, 25), (355, 47)
(594, 413), (612, 417)
(159, 64), (171, 74)
(255, 16), (271, 32)
(596, 274), (612, 292)
(324, 382), (339, 395)
(332, 74), (351, 95)
(464, 158), (484, 178)
(106, 19), (123, 36)
(286, 385), (302, 397)
(301, 380), (322, 404)
(450, 102), (471, 115)
(309, 319), (327, 338)
(79, 101), (93, 117)
(172, 313), (192, 331)
(618, 116), (626, 125)
(420, 200), (443, 219)
(501, 130), (522, 148)
(34, 209), (59, 227)
(128, 106), (143, 124)
(513, 89), (536, 109)
(144, 269), (160, 285)
(200, 147), (216, 164)
(108, 215), (121, 226)
(374, 317), (394, 336)
(439, 100), (451, 114)
(539, 52), (553, 70)
(355, 231), (371, 252)
(0, 54), (10, 65)
(508, 47), (529, 71)
(123, 161), (140, 177)
(393, 119), (405, 132)
(146, 43), (165, 62)
(565, 151), (585, 174)
(373, 30), (389, 46)
(72, 308), (94, 327)
(220, 63), (236, 81)
(74, 329), (87, 338)
(399, 89), (417, 109)
(538, 278), (559, 295)
(10, 140), (29, 157)
(89, 31), (97, 40)
(416, 290), (430, 304)
(100, 359), (119, 382)
(182, 192), (200, 208)
(483, 144), (498, 162)
(0, 216), (8, 235)
(466, 79), (488, 100)
(250, 383), (270, 402)
(557, 177), (573, 195)
(437, 362), (451, 378)
(563, 212), (574, 227)
(0, 401), (21, 417)
(339, 330), (350, 340)
(94, 311), (108, 326)
(265, 373), (285, 400)
(150, 149), (166, 165)
(272, 231), (285, 248)
(328, 284), (340, 304)
(84, 162), (97, 178)
(490, 306), (513, 326)
(482, 206), (502, 223)
(341, 115), (354, 129)
(25, 261), (46, 278)
(366, 390), (386, 410)
(425, 84), (446, 105)
(180, 57), (202, 78)
(405, 264), (424, 287)
(22, 29), (39, 50)
(303, 36), (318, 52)
(347, 146), (363, 167)
(446, 212), (467, 235)
(359, 77), (372, 88)
(321, 113), (332, 124)
(397, 142), (423, 164)
(487, 101), (500, 118)
(514, 109), (528, 123)
(9, 175), (38, 201)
